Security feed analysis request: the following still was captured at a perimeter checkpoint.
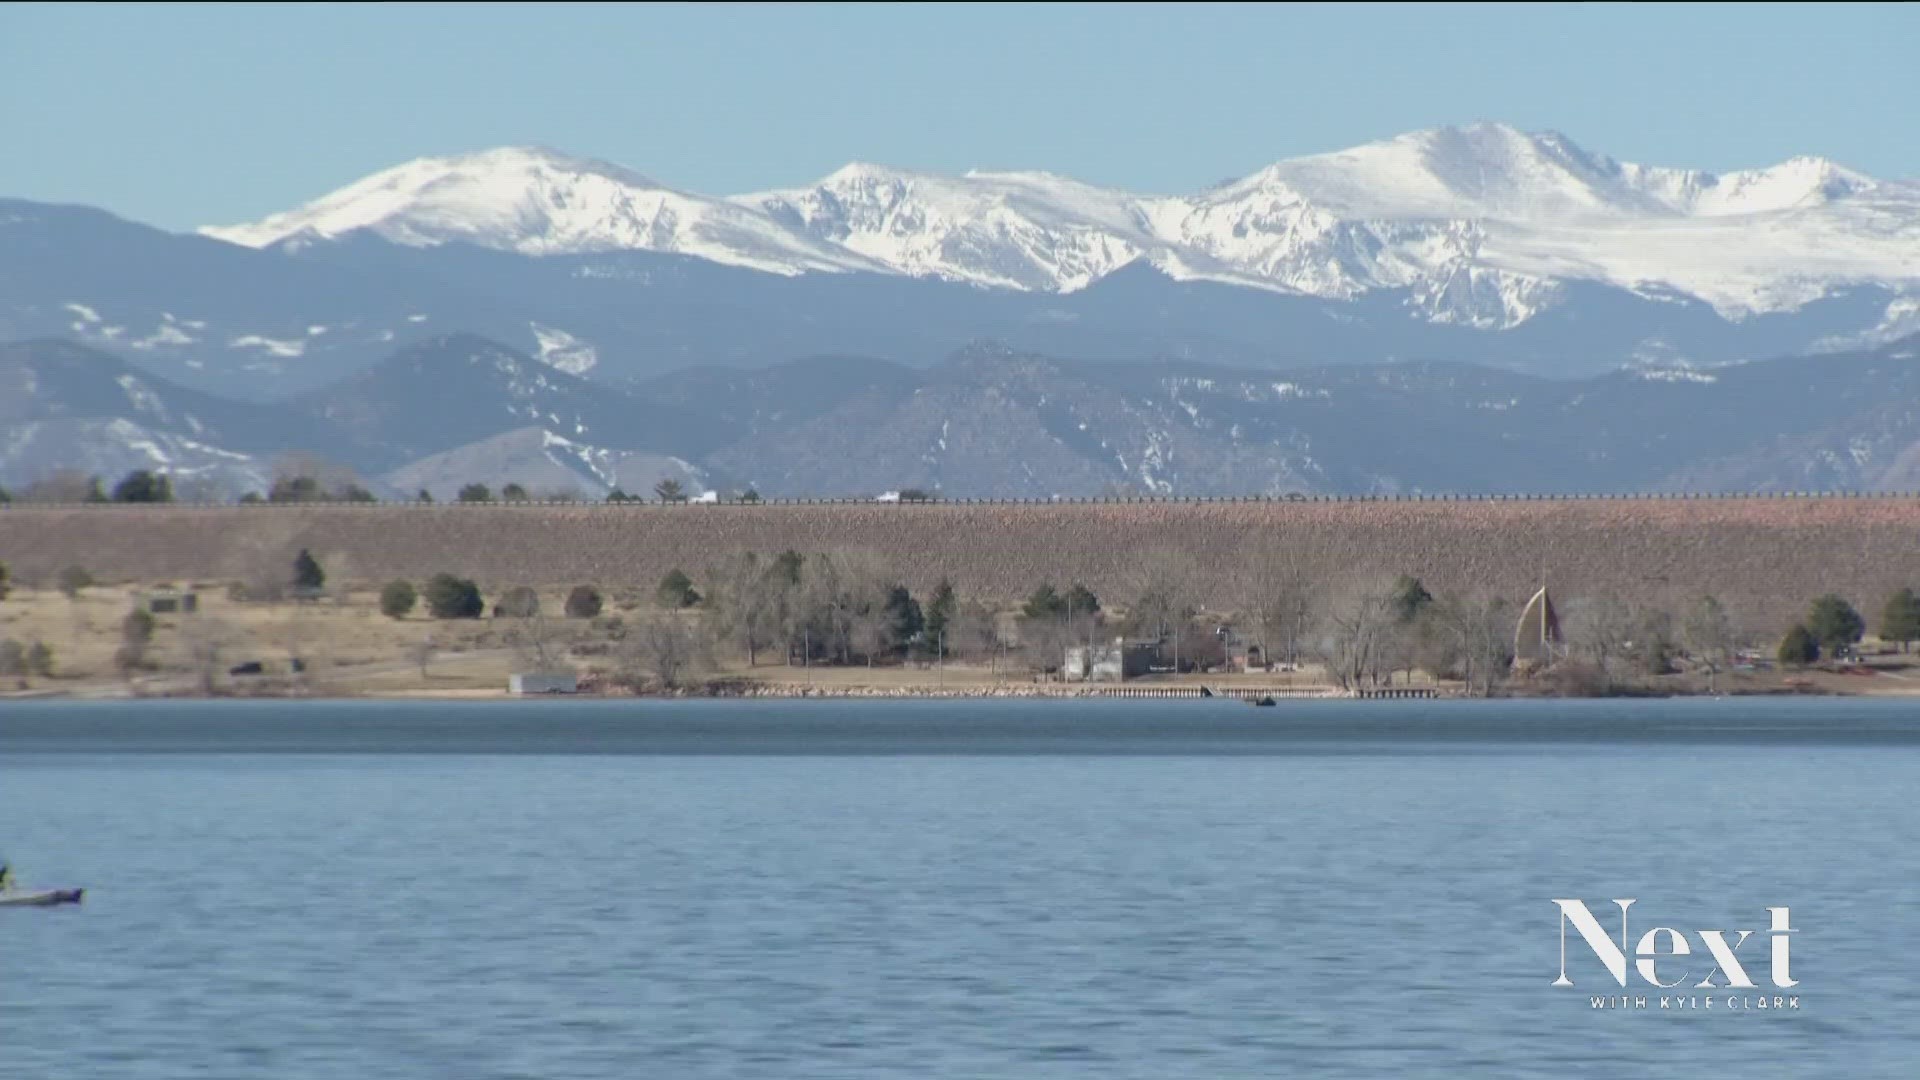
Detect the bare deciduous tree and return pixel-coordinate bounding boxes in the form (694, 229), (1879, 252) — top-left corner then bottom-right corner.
(408, 636), (435, 680)
(1680, 595), (1738, 692)
(1433, 594), (1514, 698)
(1318, 586), (1394, 691)
(624, 612), (707, 689)
(1565, 597), (1641, 692)
(505, 614), (569, 671)
(1126, 551), (1197, 670)
(706, 552), (773, 667)
(1238, 548), (1318, 671)
(1018, 616), (1072, 678)
(22, 468), (101, 503)
(796, 553), (849, 664)
(951, 602), (1005, 674)
(179, 616), (238, 696)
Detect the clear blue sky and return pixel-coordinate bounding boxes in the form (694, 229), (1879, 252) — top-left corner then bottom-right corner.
(3, 2), (1915, 230)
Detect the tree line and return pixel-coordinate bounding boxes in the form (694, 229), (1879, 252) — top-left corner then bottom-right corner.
(6, 538), (1918, 695)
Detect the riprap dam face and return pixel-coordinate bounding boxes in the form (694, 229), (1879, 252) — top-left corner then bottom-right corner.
(4, 496), (1911, 630)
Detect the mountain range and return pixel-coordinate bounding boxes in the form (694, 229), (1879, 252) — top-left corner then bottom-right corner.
(204, 125), (1920, 327)
(3, 123), (1919, 496)
(4, 330), (1918, 500)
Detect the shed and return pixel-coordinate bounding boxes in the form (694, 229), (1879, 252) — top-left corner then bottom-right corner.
(509, 672), (578, 695)
(140, 588), (199, 614)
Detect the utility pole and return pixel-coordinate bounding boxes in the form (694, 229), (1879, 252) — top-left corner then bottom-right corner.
(1065, 592), (1074, 682)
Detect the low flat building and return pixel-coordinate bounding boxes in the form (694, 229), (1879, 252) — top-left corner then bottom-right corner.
(509, 672), (578, 695)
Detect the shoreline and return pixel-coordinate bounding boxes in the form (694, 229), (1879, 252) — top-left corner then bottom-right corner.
(5, 680), (1889, 703)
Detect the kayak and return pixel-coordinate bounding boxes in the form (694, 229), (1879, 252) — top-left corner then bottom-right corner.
(0, 888), (84, 907)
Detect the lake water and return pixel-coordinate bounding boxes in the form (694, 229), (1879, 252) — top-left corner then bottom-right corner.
(4, 698), (1918, 1078)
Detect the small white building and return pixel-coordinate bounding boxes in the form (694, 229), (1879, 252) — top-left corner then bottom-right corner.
(509, 672), (578, 695)
(1063, 638), (1154, 682)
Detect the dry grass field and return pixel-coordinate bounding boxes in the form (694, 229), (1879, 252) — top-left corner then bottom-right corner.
(0, 582), (1143, 698)
(0, 583), (572, 696)
(3, 498), (1916, 638)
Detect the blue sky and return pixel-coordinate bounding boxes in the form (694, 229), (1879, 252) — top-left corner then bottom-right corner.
(3, 2), (1915, 229)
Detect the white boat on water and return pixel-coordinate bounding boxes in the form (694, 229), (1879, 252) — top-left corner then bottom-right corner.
(0, 887), (84, 907)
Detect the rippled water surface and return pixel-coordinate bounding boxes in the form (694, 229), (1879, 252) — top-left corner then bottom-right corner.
(4, 698), (1917, 1078)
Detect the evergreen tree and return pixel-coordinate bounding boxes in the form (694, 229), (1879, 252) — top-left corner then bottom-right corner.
(292, 549), (325, 593)
(1023, 584), (1064, 620)
(57, 565), (93, 599)
(924, 579), (958, 641)
(112, 470), (173, 503)
(1806, 594), (1865, 654)
(771, 550), (804, 585)
(379, 580), (417, 619)
(657, 568), (700, 608)
(883, 585), (924, 648)
(269, 475), (321, 503)
(1064, 583), (1101, 616)
(494, 585), (540, 618)
(500, 483), (529, 502)
(1880, 587), (1920, 652)
(457, 483), (493, 503)
(739, 487), (762, 504)
(417, 488), (434, 503)
(1778, 623), (1819, 667)
(1388, 575), (1435, 624)
(654, 478), (686, 503)
(565, 585), (603, 619)
(423, 574), (484, 619)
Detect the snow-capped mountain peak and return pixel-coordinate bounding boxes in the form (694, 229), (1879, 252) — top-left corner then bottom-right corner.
(203, 125), (1920, 324)
(741, 161), (1152, 291)
(202, 146), (884, 275)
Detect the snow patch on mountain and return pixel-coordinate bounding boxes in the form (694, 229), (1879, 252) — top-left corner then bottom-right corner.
(129, 316), (198, 350)
(229, 333), (306, 358)
(0, 417), (268, 496)
(529, 323), (598, 375)
(1810, 295), (1920, 352)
